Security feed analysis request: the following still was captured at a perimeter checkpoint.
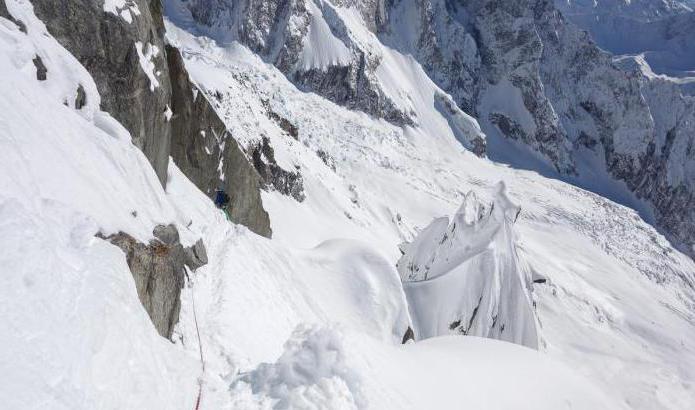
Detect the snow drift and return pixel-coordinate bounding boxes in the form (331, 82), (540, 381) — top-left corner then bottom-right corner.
(232, 325), (624, 410)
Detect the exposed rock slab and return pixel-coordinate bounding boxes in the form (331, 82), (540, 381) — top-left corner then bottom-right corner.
(98, 224), (207, 339)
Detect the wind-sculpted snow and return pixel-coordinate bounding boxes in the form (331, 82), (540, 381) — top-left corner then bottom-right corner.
(3, 1), (695, 409)
(399, 183), (539, 348)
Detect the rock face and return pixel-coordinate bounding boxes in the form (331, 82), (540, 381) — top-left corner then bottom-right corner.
(251, 137), (306, 202)
(377, 0), (695, 255)
(31, 0), (173, 186)
(28, 0), (271, 237)
(98, 224), (207, 339)
(167, 45), (272, 236)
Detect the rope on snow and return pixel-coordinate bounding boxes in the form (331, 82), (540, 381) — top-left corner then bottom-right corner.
(190, 272), (205, 410)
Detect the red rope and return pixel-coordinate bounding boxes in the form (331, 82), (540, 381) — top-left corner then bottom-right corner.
(191, 280), (205, 410)
(194, 384), (202, 410)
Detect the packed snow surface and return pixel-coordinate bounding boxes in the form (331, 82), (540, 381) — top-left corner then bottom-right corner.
(165, 13), (695, 409)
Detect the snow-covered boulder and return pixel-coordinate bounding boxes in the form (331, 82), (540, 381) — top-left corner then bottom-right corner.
(399, 183), (539, 348)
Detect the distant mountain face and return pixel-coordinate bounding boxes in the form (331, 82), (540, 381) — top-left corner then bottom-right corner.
(555, 0), (695, 77)
(167, 0), (695, 256)
(555, 0), (694, 22)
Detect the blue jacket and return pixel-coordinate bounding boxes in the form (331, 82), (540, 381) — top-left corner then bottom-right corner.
(214, 190), (230, 208)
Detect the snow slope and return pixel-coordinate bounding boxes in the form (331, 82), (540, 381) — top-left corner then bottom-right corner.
(1, 3), (616, 409)
(165, 12), (695, 409)
(1, 1), (695, 409)
(0, 3), (198, 408)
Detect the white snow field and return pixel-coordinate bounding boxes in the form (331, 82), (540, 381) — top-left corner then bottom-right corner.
(0, 1), (694, 410)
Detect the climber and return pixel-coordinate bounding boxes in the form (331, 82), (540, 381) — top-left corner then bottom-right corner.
(214, 188), (231, 221)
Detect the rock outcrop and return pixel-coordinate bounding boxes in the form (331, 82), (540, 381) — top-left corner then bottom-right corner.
(250, 137), (306, 202)
(98, 224), (207, 339)
(28, 0), (271, 237)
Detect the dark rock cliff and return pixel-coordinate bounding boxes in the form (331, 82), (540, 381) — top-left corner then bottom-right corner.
(27, 0), (271, 237)
(31, 0), (173, 186)
(167, 45), (272, 237)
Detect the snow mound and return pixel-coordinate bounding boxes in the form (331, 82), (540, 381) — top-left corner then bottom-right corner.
(236, 327), (624, 410)
(399, 182), (539, 348)
(241, 325), (364, 410)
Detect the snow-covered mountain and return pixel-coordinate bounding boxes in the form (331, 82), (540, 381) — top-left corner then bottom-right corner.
(165, 0), (695, 261)
(1, 0), (695, 409)
(556, 0), (695, 78)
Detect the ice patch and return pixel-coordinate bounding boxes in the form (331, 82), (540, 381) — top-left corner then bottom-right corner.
(103, 0), (140, 24)
(135, 41), (160, 91)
